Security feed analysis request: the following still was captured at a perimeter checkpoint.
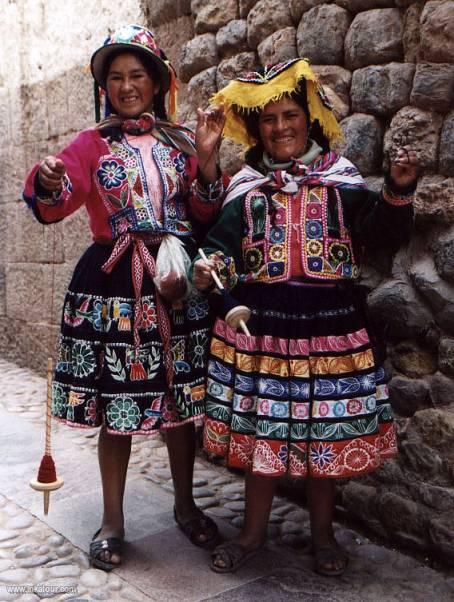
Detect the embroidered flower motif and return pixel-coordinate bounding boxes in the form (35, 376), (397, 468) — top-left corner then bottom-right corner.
(92, 299), (108, 331)
(306, 220), (323, 239)
(366, 396), (376, 412)
(186, 296), (209, 320)
(293, 403), (309, 419)
(52, 383), (67, 417)
(318, 402), (330, 417)
(329, 243), (350, 264)
(333, 401), (346, 417)
(71, 342), (96, 378)
(189, 331), (208, 368)
(238, 396), (255, 411)
(307, 240), (323, 256)
(307, 202), (322, 219)
(245, 247), (263, 270)
(260, 400), (270, 415)
(269, 244), (284, 261)
(84, 397), (99, 425)
(106, 396), (141, 431)
(270, 401), (288, 418)
(347, 399), (362, 415)
(310, 442), (336, 469)
(172, 153), (186, 174)
(269, 226), (285, 244)
(97, 160), (127, 190)
(344, 447), (370, 472)
(308, 256), (323, 272)
(140, 301), (157, 330)
(208, 381), (223, 397)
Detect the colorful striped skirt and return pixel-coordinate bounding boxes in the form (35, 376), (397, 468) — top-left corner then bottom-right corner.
(52, 242), (213, 435)
(203, 281), (397, 478)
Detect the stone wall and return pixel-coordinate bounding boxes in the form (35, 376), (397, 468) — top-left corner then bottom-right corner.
(1, 0), (453, 566)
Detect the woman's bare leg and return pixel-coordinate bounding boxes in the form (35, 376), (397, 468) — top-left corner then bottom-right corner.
(96, 426), (131, 564)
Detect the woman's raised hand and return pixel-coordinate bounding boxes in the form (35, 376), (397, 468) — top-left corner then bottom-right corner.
(38, 156), (66, 193)
(389, 146), (420, 190)
(195, 105), (225, 184)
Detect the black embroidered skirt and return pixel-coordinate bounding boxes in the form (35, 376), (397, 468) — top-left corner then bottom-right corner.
(52, 242), (213, 435)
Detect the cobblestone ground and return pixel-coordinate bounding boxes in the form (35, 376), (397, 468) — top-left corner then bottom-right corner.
(0, 358), (453, 601)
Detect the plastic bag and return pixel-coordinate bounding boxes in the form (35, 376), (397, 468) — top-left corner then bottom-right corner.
(153, 234), (192, 303)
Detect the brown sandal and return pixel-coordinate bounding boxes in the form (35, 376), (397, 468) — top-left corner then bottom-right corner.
(211, 541), (262, 574)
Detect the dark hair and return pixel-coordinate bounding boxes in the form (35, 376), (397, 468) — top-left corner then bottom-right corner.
(242, 81), (330, 169)
(102, 48), (168, 120)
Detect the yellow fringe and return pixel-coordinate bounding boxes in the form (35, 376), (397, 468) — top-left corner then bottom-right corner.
(166, 61), (178, 122)
(210, 60), (343, 149)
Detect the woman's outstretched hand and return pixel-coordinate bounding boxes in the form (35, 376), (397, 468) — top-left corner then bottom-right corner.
(195, 105), (225, 184)
(389, 146), (420, 190)
(38, 156), (66, 193)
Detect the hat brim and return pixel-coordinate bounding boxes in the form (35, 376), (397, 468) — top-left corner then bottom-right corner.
(90, 42), (170, 92)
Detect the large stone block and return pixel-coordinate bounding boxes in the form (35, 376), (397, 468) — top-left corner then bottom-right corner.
(179, 34), (219, 83)
(290, 1), (325, 24)
(410, 63), (454, 113)
(388, 375), (431, 417)
(384, 106), (443, 173)
(216, 20), (248, 59)
(351, 63), (415, 117)
(154, 16), (195, 76)
(6, 200), (65, 264)
(440, 111), (454, 177)
(390, 341), (438, 379)
(192, 0), (238, 34)
(219, 138), (245, 176)
(239, 0), (260, 19)
(420, 0), (454, 63)
(414, 176), (454, 226)
(0, 143), (27, 202)
(257, 27), (297, 67)
(312, 65), (351, 107)
(402, 2), (424, 63)
(297, 5), (351, 65)
(5, 263), (53, 323)
(429, 372), (454, 409)
(433, 227), (454, 284)
(66, 67), (95, 133)
(345, 9), (403, 70)
(339, 113), (383, 176)
(146, 0), (191, 27)
(46, 73), (70, 139)
(410, 253), (454, 336)
(247, 0), (293, 50)
(439, 337), (454, 378)
(0, 90), (10, 143)
(20, 81), (49, 143)
(62, 209), (92, 263)
(178, 67), (218, 123)
(367, 278), (433, 339)
(336, 0), (395, 11)
(216, 52), (257, 90)
(429, 516), (454, 566)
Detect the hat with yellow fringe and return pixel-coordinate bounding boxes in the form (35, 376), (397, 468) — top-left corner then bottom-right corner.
(210, 59), (342, 149)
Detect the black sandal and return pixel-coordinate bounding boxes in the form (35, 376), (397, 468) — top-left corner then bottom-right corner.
(89, 528), (123, 572)
(173, 506), (219, 548)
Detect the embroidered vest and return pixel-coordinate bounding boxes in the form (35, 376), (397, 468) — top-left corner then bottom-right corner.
(241, 186), (359, 282)
(94, 138), (193, 239)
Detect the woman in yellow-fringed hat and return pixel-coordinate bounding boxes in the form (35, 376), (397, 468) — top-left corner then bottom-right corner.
(192, 59), (420, 576)
(23, 24), (227, 571)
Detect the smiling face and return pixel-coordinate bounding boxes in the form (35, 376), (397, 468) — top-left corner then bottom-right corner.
(258, 97), (309, 163)
(106, 52), (159, 118)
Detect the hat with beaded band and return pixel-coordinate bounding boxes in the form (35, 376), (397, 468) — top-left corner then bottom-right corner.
(90, 24), (178, 121)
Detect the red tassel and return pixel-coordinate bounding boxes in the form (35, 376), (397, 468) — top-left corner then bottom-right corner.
(37, 454), (57, 484)
(131, 360), (147, 381)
